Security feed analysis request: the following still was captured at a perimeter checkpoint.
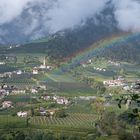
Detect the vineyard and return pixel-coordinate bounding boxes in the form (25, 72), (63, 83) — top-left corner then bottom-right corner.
(2, 77), (36, 88)
(30, 113), (97, 131)
(0, 65), (16, 73)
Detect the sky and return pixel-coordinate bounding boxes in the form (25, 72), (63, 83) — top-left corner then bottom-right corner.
(0, 0), (140, 41)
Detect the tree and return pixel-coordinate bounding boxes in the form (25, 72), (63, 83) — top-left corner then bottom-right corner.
(55, 109), (67, 118)
(117, 93), (140, 139)
(26, 117), (30, 127)
(31, 107), (34, 117)
(91, 97), (106, 119)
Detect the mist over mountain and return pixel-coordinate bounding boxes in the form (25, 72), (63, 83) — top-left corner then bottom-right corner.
(0, 0), (140, 44)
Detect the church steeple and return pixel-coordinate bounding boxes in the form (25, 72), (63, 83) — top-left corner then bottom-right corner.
(43, 57), (46, 66)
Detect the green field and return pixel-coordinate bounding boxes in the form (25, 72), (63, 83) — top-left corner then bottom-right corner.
(0, 115), (26, 129)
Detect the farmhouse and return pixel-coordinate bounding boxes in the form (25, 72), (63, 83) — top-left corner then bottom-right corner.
(17, 111), (28, 117)
(2, 101), (13, 108)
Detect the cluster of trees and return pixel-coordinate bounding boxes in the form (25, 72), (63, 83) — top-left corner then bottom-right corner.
(0, 131), (84, 140)
(96, 111), (140, 140)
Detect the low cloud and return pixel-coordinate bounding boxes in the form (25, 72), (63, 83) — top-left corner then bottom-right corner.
(0, 0), (34, 25)
(0, 0), (140, 43)
(45, 0), (109, 33)
(0, 0), (109, 36)
(113, 0), (140, 32)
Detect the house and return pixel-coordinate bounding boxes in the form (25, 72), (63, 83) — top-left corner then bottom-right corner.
(2, 101), (13, 108)
(40, 107), (47, 116)
(32, 69), (39, 75)
(46, 66), (51, 70)
(17, 111), (28, 117)
(88, 59), (92, 63)
(41, 95), (51, 100)
(56, 97), (69, 105)
(0, 74), (5, 78)
(47, 109), (57, 116)
(53, 96), (57, 100)
(40, 110), (47, 116)
(52, 96), (69, 105)
(31, 88), (38, 94)
(39, 65), (46, 69)
(16, 70), (22, 75)
(131, 82), (140, 93)
(82, 64), (86, 68)
(39, 85), (47, 90)
(0, 89), (7, 94)
(123, 86), (130, 91)
(40, 109), (46, 116)
(0, 62), (5, 65)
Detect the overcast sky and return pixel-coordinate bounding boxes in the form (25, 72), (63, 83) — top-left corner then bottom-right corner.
(0, 0), (140, 40)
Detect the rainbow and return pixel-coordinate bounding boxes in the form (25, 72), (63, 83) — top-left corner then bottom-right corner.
(53, 32), (140, 74)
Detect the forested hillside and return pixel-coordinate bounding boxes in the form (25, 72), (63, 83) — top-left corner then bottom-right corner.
(5, 7), (140, 63)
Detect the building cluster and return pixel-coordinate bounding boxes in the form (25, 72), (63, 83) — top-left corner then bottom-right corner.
(103, 79), (126, 87)
(103, 76), (140, 93)
(108, 60), (121, 66)
(0, 84), (26, 98)
(41, 94), (69, 105)
(2, 101), (13, 109)
(130, 81), (140, 93)
(39, 107), (58, 116)
(103, 76), (126, 87)
(17, 111), (28, 117)
(94, 67), (106, 72)
(0, 62), (6, 65)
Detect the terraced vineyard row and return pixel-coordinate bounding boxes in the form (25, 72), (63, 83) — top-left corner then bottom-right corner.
(31, 113), (97, 130)
(3, 77), (35, 84)
(2, 77), (36, 88)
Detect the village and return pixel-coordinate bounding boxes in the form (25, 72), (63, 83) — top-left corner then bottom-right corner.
(0, 54), (140, 140)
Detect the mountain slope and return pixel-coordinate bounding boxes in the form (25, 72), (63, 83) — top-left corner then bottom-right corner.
(5, 7), (140, 64)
